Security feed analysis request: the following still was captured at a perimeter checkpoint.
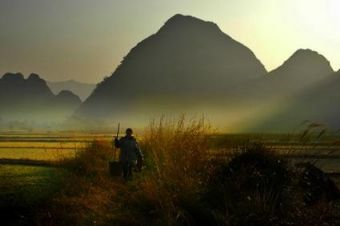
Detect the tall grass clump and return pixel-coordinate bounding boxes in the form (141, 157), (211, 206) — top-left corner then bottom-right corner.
(117, 116), (212, 226)
(41, 140), (118, 226)
(64, 140), (113, 177)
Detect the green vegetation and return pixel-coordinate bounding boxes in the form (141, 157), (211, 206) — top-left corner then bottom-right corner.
(0, 165), (61, 226)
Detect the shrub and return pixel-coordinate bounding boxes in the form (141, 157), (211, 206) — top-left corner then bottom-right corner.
(42, 140), (117, 226)
(297, 162), (340, 204)
(63, 140), (113, 177)
(204, 143), (291, 226)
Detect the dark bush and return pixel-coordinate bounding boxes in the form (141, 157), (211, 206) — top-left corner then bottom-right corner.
(204, 143), (291, 226)
(297, 163), (340, 205)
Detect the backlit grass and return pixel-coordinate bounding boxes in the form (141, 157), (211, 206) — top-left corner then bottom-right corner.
(0, 125), (340, 226)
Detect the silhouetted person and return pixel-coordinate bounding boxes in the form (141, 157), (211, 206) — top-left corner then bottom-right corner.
(114, 128), (143, 180)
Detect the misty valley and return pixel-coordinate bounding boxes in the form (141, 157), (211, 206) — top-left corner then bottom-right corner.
(1, 15), (340, 132)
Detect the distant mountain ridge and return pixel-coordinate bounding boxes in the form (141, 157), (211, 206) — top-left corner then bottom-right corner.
(0, 73), (82, 129)
(47, 80), (95, 101)
(267, 49), (333, 86)
(72, 15), (340, 132)
(248, 49), (334, 100)
(0, 73), (54, 101)
(3, 14), (340, 132)
(240, 49), (337, 131)
(75, 14), (267, 125)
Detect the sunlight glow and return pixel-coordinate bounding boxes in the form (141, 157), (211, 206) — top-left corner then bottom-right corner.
(328, 0), (340, 24)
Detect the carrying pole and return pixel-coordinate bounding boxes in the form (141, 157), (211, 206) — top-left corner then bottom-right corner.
(114, 123), (120, 161)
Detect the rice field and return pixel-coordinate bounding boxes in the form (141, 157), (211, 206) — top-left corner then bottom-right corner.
(0, 132), (114, 161)
(0, 132), (115, 224)
(0, 131), (339, 226)
(0, 132), (339, 190)
(0, 132), (340, 165)
(0, 132), (114, 197)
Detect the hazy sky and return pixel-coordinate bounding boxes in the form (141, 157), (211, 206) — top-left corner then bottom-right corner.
(1, 0), (340, 83)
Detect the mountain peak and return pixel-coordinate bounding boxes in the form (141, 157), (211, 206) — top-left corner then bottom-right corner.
(165, 14), (205, 25)
(56, 90), (82, 105)
(2, 72), (24, 81)
(28, 73), (40, 79)
(57, 90), (78, 97)
(76, 14), (267, 122)
(27, 73), (42, 81)
(271, 49), (333, 76)
(26, 73), (49, 88)
(159, 14), (221, 34)
(291, 49), (329, 61)
(286, 49), (332, 69)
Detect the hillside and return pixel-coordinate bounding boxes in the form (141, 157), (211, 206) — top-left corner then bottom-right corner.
(252, 70), (340, 132)
(3, 15), (336, 132)
(0, 73), (82, 129)
(264, 49), (333, 97)
(74, 14), (267, 126)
